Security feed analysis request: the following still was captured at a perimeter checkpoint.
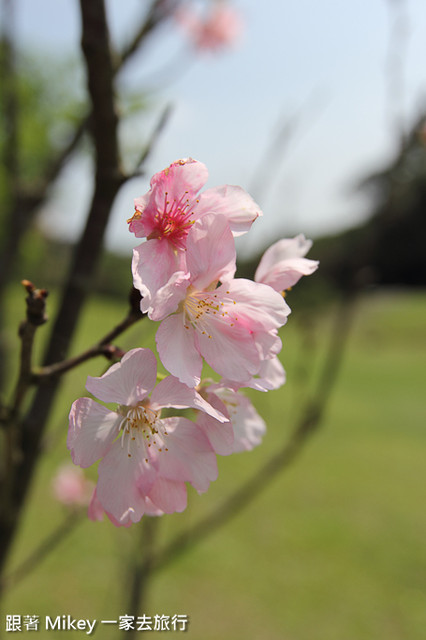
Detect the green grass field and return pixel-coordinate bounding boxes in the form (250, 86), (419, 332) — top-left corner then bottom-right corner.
(1, 288), (425, 639)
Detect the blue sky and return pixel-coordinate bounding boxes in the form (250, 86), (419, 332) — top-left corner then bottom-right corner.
(13, 0), (426, 255)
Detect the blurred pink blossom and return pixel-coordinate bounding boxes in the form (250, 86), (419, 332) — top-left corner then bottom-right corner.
(176, 3), (243, 52)
(52, 464), (94, 507)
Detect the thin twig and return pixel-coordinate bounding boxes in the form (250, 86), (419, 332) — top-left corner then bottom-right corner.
(32, 305), (145, 382)
(9, 281), (48, 418)
(125, 103), (174, 181)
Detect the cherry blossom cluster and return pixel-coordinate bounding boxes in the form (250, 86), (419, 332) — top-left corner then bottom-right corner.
(67, 158), (318, 526)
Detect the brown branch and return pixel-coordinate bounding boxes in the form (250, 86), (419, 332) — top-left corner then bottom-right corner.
(33, 301), (145, 382)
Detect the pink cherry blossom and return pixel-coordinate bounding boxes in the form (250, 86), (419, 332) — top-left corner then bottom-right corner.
(129, 158), (262, 315)
(255, 234), (319, 292)
(176, 3), (243, 53)
(52, 464), (94, 507)
(196, 383), (266, 455)
(67, 348), (227, 526)
(153, 214), (291, 387)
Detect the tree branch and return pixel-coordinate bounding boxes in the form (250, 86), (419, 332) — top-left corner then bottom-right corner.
(33, 299), (145, 382)
(0, 0), (120, 578)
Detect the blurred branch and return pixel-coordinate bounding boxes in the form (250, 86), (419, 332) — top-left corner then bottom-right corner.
(125, 102), (174, 181)
(117, 0), (180, 69)
(140, 295), (356, 576)
(248, 88), (328, 205)
(0, 509), (85, 593)
(122, 518), (160, 640)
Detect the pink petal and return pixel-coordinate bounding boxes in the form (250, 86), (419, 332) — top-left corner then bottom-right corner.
(96, 441), (157, 525)
(68, 398), (121, 468)
(196, 392), (235, 455)
(196, 185), (262, 236)
(150, 375), (228, 423)
(156, 417), (218, 493)
(196, 314), (260, 382)
(254, 329), (282, 360)
(255, 235), (319, 291)
(222, 279), (291, 330)
(88, 487), (138, 527)
(217, 389), (266, 453)
(88, 488), (110, 522)
(85, 348), (157, 407)
(147, 477), (187, 514)
(186, 213), (236, 290)
(128, 193), (151, 237)
(156, 314), (203, 387)
(147, 270), (191, 322)
(233, 355), (286, 391)
(132, 239), (188, 314)
(150, 158), (208, 207)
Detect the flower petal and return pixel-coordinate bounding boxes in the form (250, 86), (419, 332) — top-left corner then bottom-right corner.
(151, 158), (208, 207)
(222, 279), (291, 330)
(156, 417), (218, 493)
(255, 235), (319, 291)
(156, 314), (203, 387)
(96, 441), (157, 525)
(215, 388), (266, 452)
(196, 392), (235, 455)
(147, 477), (188, 514)
(85, 348), (157, 406)
(150, 375), (228, 422)
(147, 270), (191, 322)
(196, 184), (262, 235)
(196, 314), (261, 382)
(128, 193), (151, 237)
(132, 239), (188, 315)
(186, 213), (236, 290)
(68, 398), (121, 468)
(228, 355), (286, 391)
